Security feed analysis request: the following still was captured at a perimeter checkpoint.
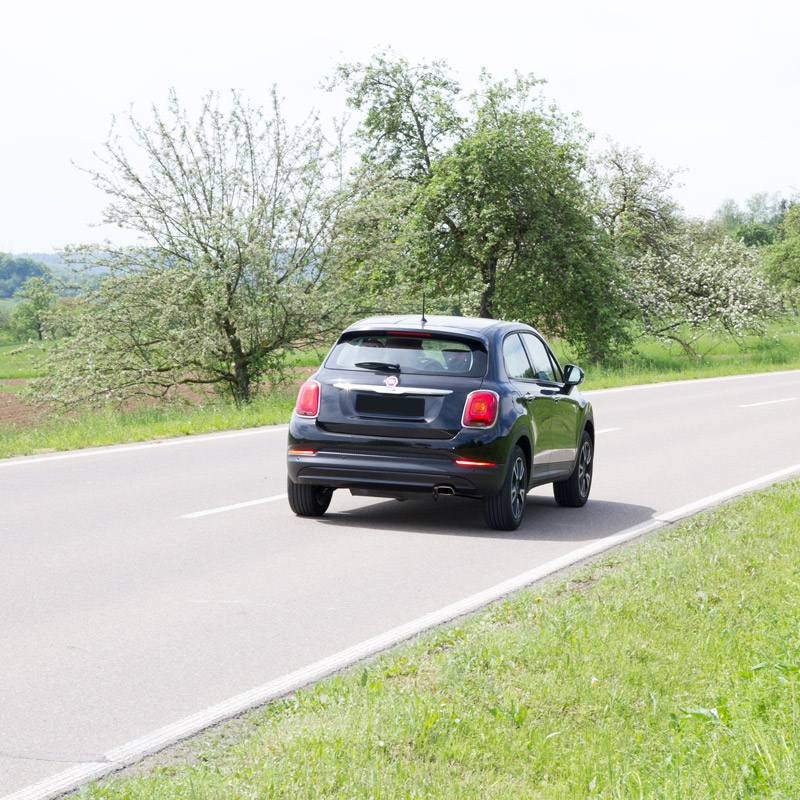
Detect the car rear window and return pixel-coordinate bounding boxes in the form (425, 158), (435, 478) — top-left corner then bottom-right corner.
(326, 332), (488, 377)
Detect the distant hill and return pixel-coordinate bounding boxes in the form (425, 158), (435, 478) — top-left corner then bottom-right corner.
(0, 253), (48, 298)
(16, 252), (67, 270)
(3, 252), (105, 297)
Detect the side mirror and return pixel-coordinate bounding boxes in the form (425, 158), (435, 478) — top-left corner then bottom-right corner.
(563, 364), (584, 387)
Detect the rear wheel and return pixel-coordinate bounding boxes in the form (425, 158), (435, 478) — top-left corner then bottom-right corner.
(553, 431), (593, 507)
(482, 445), (527, 531)
(287, 476), (333, 517)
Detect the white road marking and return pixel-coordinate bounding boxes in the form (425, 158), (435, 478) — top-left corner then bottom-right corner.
(8, 460), (800, 800)
(739, 397), (797, 408)
(0, 426), (289, 469)
(186, 434), (624, 519)
(584, 368), (800, 396)
(3, 368), (798, 470)
(181, 494), (288, 519)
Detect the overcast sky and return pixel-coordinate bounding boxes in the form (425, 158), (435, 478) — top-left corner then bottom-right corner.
(2, 0), (798, 254)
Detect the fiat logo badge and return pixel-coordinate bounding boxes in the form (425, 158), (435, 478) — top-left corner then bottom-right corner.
(384, 375), (399, 388)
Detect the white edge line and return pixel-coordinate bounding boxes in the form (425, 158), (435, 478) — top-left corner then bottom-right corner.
(4, 367), (798, 469)
(739, 397), (797, 408)
(0, 426), (289, 469)
(596, 427), (621, 434)
(583, 367), (800, 396)
(181, 494), (288, 519)
(4, 462), (800, 800)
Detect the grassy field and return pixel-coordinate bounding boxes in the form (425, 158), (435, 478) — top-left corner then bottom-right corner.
(1, 319), (799, 460)
(0, 389), (297, 458)
(81, 479), (800, 799)
(0, 339), (52, 379)
(552, 317), (800, 389)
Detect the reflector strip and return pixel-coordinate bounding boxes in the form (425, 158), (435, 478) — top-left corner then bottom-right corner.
(288, 449), (316, 456)
(455, 459), (497, 467)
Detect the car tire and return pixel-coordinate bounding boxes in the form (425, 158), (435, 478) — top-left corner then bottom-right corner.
(287, 476), (333, 517)
(482, 445), (527, 531)
(553, 431), (593, 508)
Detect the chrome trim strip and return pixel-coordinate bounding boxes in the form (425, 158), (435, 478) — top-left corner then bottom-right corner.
(332, 381), (453, 396)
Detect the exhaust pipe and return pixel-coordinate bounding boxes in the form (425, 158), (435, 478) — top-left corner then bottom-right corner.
(433, 485), (455, 499)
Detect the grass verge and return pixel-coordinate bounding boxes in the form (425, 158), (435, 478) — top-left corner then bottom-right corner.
(2, 320), (799, 459)
(0, 340), (52, 379)
(554, 318), (800, 390)
(0, 389), (296, 459)
(82, 479), (800, 800)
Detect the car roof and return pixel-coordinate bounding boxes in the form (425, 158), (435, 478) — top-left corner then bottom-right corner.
(343, 315), (535, 340)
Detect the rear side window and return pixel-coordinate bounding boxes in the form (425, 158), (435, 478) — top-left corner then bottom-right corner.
(520, 333), (560, 382)
(327, 332), (488, 377)
(503, 334), (535, 380)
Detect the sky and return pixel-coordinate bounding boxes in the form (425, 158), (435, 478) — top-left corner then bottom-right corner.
(2, 0), (798, 254)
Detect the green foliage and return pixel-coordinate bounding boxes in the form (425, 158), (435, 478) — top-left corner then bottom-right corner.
(0, 304), (11, 339)
(0, 252), (47, 298)
(591, 141), (683, 259)
(333, 56), (631, 360)
(31, 90), (350, 409)
(764, 203), (800, 292)
(714, 192), (787, 241)
(735, 221), (776, 247)
(336, 51), (464, 181)
(10, 276), (57, 340)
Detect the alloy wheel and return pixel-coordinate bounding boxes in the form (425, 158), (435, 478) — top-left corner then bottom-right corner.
(578, 440), (593, 497)
(510, 455), (526, 521)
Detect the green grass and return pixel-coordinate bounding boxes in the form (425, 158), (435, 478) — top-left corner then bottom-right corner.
(555, 318), (800, 390)
(82, 479), (800, 799)
(0, 339), (52, 379)
(0, 389), (296, 459)
(2, 321), (800, 460)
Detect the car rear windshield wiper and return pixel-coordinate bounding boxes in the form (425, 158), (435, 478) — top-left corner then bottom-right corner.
(354, 361), (401, 373)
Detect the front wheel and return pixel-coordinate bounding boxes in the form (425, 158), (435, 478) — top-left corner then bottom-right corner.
(482, 445), (528, 531)
(553, 431), (593, 507)
(287, 476), (333, 517)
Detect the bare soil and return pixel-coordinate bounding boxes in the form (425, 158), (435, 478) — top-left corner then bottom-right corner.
(0, 379), (42, 429)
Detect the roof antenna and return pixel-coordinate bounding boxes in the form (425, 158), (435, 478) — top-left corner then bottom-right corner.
(421, 294), (427, 325)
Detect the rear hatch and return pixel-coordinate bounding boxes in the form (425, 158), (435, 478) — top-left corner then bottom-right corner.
(316, 329), (487, 440)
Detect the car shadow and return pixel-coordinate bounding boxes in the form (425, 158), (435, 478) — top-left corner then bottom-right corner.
(316, 492), (657, 542)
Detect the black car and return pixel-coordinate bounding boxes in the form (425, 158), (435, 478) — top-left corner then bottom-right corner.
(287, 315), (594, 530)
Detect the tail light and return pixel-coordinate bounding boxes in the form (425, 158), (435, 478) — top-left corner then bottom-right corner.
(462, 390), (499, 428)
(295, 380), (320, 418)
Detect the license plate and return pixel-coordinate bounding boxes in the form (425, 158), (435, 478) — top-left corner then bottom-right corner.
(355, 394), (425, 417)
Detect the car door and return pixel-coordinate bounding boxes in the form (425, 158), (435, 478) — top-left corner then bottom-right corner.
(520, 332), (580, 474)
(501, 332), (554, 479)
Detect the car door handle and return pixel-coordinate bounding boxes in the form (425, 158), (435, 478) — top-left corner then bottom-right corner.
(522, 393), (535, 402)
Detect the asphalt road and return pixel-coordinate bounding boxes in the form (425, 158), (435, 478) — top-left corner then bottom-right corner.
(2, 369), (800, 798)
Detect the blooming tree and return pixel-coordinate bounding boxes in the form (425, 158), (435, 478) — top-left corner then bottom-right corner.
(624, 225), (779, 355)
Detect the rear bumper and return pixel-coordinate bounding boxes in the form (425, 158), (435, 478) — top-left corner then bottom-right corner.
(287, 448), (504, 498)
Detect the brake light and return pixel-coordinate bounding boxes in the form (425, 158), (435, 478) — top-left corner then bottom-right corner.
(295, 380), (320, 417)
(462, 390), (499, 428)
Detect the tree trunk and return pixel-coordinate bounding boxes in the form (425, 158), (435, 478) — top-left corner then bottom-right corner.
(478, 257), (498, 318)
(222, 315), (251, 404)
(233, 358), (251, 405)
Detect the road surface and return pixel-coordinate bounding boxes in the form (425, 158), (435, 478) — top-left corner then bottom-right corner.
(2, 369), (799, 798)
